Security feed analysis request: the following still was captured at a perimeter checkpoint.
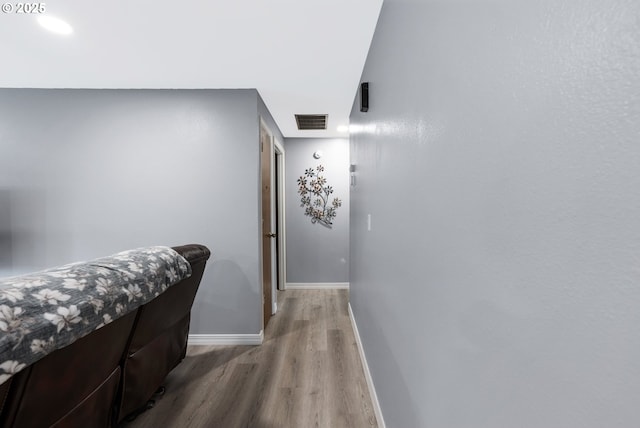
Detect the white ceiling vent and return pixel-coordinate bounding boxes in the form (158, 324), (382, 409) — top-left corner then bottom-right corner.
(295, 114), (328, 130)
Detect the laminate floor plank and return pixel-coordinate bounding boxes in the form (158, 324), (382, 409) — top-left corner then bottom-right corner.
(122, 289), (377, 428)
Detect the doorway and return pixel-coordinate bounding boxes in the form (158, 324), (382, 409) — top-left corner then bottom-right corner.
(274, 139), (286, 294)
(260, 119), (286, 330)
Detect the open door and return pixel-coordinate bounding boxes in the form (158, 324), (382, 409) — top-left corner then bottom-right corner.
(260, 121), (274, 329)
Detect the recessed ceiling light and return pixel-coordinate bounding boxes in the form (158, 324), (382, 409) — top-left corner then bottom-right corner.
(37, 15), (73, 35)
(337, 125), (349, 133)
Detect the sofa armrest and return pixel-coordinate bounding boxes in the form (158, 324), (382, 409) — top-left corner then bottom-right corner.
(171, 244), (211, 266)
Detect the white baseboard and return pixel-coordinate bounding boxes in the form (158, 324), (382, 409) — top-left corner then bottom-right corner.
(286, 282), (350, 290)
(188, 330), (264, 346)
(348, 303), (386, 428)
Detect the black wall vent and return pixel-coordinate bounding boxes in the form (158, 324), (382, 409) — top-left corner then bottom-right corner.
(295, 114), (328, 130)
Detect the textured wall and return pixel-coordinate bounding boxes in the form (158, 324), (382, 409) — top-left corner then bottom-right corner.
(284, 138), (350, 283)
(350, 0), (640, 427)
(0, 88), (277, 335)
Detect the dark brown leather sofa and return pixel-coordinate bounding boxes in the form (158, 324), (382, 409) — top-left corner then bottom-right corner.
(117, 244), (210, 422)
(0, 244), (210, 428)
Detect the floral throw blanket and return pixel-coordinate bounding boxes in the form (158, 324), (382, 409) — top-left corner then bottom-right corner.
(0, 246), (192, 384)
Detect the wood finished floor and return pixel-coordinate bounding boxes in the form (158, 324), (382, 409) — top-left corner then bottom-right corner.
(122, 289), (378, 428)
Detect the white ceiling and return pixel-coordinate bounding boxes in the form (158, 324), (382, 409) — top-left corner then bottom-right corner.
(0, 0), (383, 138)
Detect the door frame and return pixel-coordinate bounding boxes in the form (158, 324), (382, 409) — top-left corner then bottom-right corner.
(273, 137), (287, 295)
(259, 118), (286, 329)
(260, 119), (273, 329)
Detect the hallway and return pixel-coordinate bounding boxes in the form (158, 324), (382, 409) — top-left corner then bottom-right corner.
(123, 289), (377, 428)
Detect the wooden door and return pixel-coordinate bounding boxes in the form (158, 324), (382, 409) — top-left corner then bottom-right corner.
(260, 123), (273, 329)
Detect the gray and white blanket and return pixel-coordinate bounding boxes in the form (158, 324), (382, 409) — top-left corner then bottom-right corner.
(0, 246), (192, 384)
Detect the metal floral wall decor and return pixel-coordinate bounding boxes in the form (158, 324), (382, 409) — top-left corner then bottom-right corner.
(297, 164), (342, 228)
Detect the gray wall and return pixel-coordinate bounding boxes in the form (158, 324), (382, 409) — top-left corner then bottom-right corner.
(0, 88), (279, 335)
(350, 1), (640, 427)
(285, 138), (349, 283)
